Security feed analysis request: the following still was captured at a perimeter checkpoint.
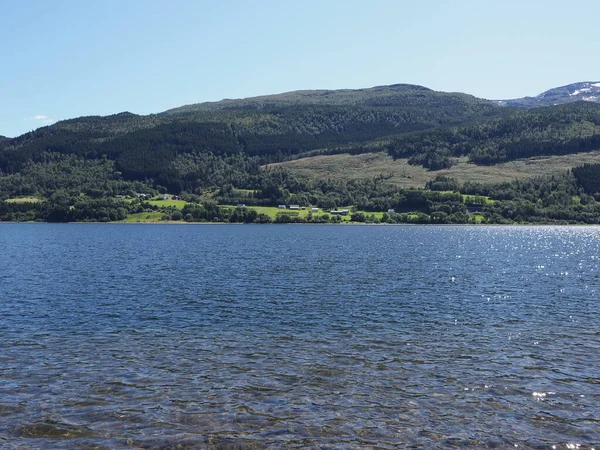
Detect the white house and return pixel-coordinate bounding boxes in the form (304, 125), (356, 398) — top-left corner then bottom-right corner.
(330, 209), (349, 216)
(311, 207), (319, 213)
(387, 208), (396, 214)
(278, 205), (287, 209)
(289, 205), (300, 210)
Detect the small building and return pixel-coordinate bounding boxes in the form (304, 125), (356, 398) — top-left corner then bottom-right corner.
(236, 204), (246, 209)
(387, 208), (396, 214)
(159, 194), (169, 200)
(278, 205), (287, 209)
(289, 205), (300, 210)
(330, 209), (349, 216)
(311, 207), (319, 213)
(172, 195), (181, 200)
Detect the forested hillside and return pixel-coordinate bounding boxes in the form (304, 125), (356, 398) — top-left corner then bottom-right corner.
(0, 84), (502, 191)
(387, 102), (600, 168)
(2, 82), (600, 224)
(164, 84), (496, 113)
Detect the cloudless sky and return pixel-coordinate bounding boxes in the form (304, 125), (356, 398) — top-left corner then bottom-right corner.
(1, 0), (599, 137)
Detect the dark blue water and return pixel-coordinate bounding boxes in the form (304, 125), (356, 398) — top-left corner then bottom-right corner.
(0, 224), (599, 449)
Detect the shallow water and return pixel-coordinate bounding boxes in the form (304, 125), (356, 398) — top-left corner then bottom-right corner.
(0, 224), (599, 449)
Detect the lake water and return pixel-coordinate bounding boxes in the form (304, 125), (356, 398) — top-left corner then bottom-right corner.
(0, 224), (599, 449)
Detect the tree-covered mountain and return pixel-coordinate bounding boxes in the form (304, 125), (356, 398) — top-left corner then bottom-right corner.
(494, 81), (600, 108)
(165, 84), (495, 113)
(2, 82), (600, 224)
(0, 84), (502, 186)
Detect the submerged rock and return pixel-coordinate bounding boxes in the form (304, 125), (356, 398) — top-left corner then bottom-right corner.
(17, 420), (93, 438)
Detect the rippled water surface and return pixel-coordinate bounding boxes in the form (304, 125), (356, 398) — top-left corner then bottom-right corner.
(1, 224), (599, 449)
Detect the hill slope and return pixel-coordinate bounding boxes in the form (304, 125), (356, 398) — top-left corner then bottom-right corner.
(165, 84), (494, 113)
(269, 151), (600, 188)
(2, 84), (600, 187)
(4, 82), (600, 224)
(494, 81), (600, 108)
(0, 84), (502, 187)
(384, 101), (600, 168)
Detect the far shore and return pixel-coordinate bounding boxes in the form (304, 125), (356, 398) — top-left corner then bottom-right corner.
(1, 221), (598, 227)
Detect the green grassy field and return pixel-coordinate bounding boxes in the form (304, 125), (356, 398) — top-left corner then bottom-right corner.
(147, 198), (188, 209)
(266, 150), (600, 188)
(5, 196), (41, 204)
(473, 214), (485, 224)
(242, 205), (355, 221)
(119, 211), (164, 223)
(116, 191), (493, 224)
(117, 205), (485, 224)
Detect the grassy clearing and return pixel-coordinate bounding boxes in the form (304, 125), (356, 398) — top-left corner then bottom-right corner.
(245, 206), (315, 220)
(147, 199), (187, 209)
(119, 212), (164, 223)
(243, 205), (355, 221)
(472, 214), (485, 224)
(5, 196), (41, 204)
(125, 204), (387, 223)
(462, 194), (493, 204)
(247, 206), (286, 219)
(266, 152), (427, 187)
(267, 151), (600, 188)
(118, 206), (483, 224)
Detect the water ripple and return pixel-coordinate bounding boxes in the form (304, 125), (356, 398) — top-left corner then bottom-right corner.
(0, 224), (599, 448)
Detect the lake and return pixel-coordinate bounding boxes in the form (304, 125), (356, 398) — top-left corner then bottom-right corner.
(0, 224), (598, 449)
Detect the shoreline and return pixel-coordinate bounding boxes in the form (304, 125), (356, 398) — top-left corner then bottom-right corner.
(1, 221), (599, 227)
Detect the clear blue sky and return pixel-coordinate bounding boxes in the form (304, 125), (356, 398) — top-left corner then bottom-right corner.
(1, 0), (599, 137)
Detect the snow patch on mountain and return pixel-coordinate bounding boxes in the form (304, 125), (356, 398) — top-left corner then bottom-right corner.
(494, 81), (600, 108)
(571, 87), (592, 96)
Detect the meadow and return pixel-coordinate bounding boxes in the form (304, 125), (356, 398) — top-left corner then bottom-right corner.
(267, 150), (600, 188)
(146, 198), (188, 209)
(5, 196), (41, 204)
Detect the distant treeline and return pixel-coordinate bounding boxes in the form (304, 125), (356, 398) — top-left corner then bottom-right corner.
(3, 160), (600, 224)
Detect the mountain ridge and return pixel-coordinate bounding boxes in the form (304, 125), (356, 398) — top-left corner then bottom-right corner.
(0, 83), (502, 179)
(5, 81), (599, 139)
(494, 81), (600, 108)
(161, 83), (437, 115)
